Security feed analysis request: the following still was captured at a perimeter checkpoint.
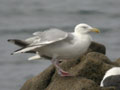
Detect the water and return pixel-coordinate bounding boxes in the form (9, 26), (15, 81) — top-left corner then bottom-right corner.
(0, 0), (120, 90)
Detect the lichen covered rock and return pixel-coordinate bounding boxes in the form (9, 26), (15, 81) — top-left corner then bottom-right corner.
(20, 42), (117, 90)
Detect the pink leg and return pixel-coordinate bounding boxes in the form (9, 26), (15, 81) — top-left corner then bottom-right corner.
(57, 68), (72, 77)
(52, 58), (72, 77)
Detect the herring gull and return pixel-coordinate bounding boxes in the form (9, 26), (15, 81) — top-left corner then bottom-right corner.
(100, 67), (120, 89)
(8, 23), (100, 76)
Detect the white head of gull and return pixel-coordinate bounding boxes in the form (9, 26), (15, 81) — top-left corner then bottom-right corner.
(8, 23), (100, 76)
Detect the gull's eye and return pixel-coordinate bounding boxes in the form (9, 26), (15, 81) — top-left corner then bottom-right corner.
(81, 26), (88, 29)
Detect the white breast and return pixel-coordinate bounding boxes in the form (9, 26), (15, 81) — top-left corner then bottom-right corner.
(39, 33), (92, 59)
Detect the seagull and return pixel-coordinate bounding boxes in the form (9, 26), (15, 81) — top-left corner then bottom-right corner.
(8, 23), (100, 76)
(100, 67), (120, 90)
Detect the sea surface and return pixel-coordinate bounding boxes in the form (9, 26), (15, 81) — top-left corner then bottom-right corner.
(0, 0), (120, 90)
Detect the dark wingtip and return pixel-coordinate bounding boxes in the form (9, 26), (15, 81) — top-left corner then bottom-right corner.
(8, 39), (14, 42)
(8, 39), (11, 42)
(11, 53), (14, 55)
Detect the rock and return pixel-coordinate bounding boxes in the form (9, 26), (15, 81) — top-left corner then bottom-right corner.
(20, 65), (55, 90)
(46, 77), (100, 90)
(101, 87), (116, 90)
(114, 58), (120, 66)
(88, 41), (106, 54)
(20, 42), (116, 90)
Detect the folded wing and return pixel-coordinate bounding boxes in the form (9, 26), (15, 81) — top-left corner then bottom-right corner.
(8, 28), (68, 54)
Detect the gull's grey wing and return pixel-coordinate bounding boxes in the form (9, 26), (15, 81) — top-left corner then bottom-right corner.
(13, 29), (68, 54)
(24, 31), (42, 43)
(33, 31), (42, 36)
(25, 36), (40, 44)
(29, 28), (68, 46)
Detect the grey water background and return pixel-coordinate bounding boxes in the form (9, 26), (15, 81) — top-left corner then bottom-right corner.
(0, 0), (120, 90)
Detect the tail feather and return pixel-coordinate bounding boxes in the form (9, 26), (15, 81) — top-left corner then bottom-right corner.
(28, 52), (41, 60)
(8, 39), (28, 47)
(12, 46), (40, 55)
(8, 39), (36, 55)
(8, 39), (42, 55)
(11, 47), (36, 55)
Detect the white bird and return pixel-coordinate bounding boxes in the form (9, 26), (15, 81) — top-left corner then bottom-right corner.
(100, 67), (120, 90)
(8, 23), (100, 76)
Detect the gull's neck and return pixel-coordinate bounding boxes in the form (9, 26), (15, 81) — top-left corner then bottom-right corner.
(74, 30), (87, 36)
(74, 28), (88, 35)
(73, 30), (92, 41)
(74, 28), (81, 35)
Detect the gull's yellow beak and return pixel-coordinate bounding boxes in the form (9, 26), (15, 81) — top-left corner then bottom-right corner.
(90, 28), (100, 33)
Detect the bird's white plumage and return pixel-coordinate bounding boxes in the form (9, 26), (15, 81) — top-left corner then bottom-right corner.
(13, 24), (95, 58)
(100, 67), (120, 87)
(8, 23), (99, 76)
(38, 32), (91, 59)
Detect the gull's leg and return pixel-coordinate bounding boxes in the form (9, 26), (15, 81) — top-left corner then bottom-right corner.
(52, 56), (72, 76)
